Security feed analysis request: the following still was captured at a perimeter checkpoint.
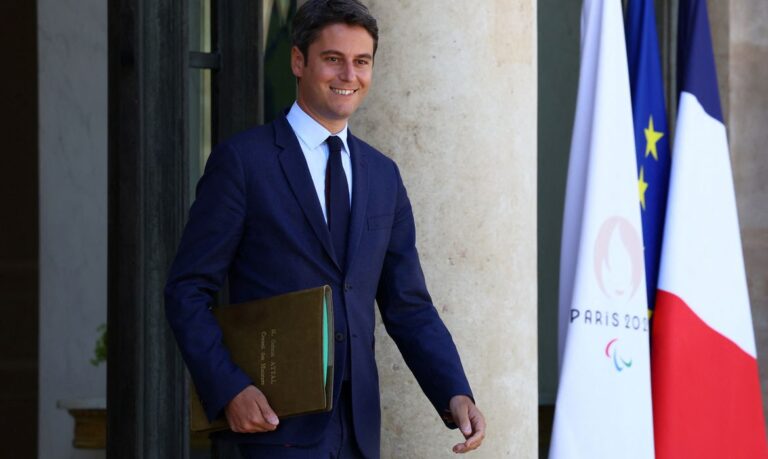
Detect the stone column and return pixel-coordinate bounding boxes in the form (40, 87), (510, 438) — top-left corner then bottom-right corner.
(352, 1), (538, 457)
(725, 0), (768, 423)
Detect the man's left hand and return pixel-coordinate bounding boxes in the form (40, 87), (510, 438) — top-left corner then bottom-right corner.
(449, 395), (486, 454)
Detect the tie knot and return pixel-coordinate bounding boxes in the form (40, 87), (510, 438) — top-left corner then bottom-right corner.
(326, 136), (344, 155)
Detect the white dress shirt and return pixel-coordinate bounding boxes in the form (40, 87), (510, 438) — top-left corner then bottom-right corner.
(285, 102), (353, 223)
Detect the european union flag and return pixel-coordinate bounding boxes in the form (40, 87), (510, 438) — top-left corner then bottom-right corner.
(625, 0), (670, 313)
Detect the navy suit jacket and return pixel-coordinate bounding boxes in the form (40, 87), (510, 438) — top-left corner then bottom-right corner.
(165, 113), (473, 457)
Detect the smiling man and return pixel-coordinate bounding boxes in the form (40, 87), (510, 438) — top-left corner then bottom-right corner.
(164, 1), (485, 457)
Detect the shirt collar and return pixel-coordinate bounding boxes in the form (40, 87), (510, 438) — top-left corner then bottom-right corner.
(286, 102), (350, 156)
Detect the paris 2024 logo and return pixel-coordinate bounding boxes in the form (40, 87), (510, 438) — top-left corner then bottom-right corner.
(593, 216), (643, 302)
(594, 216), (645, 372)
(569, 216), (648, 372)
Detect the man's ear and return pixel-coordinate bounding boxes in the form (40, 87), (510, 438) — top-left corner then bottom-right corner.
(290, 46), (305, 78)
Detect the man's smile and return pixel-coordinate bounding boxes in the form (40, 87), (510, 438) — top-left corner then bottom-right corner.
(331, 87), (358, 96)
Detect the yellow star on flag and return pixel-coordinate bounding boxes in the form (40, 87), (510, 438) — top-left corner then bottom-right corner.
(644, 115), (664, 161)
(638, 166), (649, 210)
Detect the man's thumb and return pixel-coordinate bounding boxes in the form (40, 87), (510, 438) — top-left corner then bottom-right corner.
(263, 406), (279, 426)
(256, 394), (280, 426)
(457, 410), (471, 436)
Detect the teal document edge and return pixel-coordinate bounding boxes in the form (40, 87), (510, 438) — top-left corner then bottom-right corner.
(322, 296), (328, 387)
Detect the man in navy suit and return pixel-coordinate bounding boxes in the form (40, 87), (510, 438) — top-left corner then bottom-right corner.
(165, 1), (486, 457)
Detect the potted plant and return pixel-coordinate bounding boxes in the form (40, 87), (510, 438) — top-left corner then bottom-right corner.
(57, 324), (107, 449)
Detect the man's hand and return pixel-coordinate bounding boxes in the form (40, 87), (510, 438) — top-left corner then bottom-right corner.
(225, 385), (280, 433)
(449, 395), (486, 454)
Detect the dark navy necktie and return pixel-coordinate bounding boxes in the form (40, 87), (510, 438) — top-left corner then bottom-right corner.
(325, 136), (350, 269)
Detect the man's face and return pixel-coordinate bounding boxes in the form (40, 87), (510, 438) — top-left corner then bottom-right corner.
(291, 23), (374, 133)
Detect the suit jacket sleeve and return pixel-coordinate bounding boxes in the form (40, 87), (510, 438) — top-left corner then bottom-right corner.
(375, 163), (474, 428)
(164, 143), (253, 421)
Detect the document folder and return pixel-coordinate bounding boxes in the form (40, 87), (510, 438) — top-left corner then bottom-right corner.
(190, 285), (334, 432)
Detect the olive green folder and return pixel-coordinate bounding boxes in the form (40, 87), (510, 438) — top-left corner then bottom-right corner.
(190, 285), (334, 432)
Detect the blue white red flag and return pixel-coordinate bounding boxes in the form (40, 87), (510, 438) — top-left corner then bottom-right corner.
(651, 1), (768, 457)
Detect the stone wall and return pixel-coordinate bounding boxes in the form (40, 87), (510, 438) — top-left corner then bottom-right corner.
(37, 0), (107, 457)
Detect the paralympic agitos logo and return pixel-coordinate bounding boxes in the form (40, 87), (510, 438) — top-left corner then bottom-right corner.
(605, 338), (633, 372)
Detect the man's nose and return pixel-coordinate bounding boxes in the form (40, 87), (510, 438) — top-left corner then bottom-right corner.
(339, 62), (355, 81)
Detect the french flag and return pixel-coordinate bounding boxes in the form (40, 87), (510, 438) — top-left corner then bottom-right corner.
(651, 0), (768, 457)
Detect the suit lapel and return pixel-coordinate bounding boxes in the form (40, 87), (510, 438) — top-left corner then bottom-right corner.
(274, 116), (340, 271)
(345, 133), (369, 272)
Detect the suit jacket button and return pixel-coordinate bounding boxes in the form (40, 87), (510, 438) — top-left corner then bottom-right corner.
(335, 332), (345, 342)
(344, 283), (352, 292)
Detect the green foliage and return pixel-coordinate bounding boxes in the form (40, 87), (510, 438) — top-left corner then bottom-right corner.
(90, 324), (107, 367)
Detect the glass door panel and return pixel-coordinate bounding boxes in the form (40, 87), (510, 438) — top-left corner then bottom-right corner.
(188, 0), (213, 203)
(188, 1), (214, 457)
(263, 0), (297, 122)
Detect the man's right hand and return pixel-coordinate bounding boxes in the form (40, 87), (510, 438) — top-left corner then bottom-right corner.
(225, 385), (280, 433)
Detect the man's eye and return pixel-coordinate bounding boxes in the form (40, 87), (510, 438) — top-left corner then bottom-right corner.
(356, 60), (370, 66)
(327, 57), (339, 62)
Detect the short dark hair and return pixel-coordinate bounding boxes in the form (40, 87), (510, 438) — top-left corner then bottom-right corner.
(291, 0), (379, 64)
